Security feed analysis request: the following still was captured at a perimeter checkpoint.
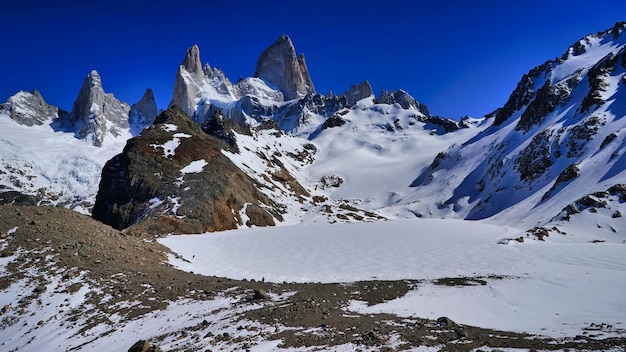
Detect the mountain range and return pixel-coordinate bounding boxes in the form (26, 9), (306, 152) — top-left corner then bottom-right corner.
(2, 22), (625, 238)
(1, 21), (626, 351)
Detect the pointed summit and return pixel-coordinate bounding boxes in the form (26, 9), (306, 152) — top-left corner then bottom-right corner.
(69, 70), (130, 147)
(181, 44), (203, 76)
(254, 34), (315, 100)
(129, 88), (158, 129)
(170, 45), (206, 117)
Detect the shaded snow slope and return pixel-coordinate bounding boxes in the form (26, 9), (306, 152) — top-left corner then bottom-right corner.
(399, 23), (626, 228)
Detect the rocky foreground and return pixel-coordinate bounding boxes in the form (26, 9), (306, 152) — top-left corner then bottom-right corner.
(1, 205), (624, 351)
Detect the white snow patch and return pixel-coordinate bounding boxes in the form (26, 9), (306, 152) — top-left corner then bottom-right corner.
(161, 123), (177, 132)
(180, 159), (207, 174)
(150, 133), (191, 158)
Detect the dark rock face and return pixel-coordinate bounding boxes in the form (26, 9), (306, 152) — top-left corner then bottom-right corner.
(377, 89), (430, 115)
(515, 74), (580, 132)
(181, 44), (203, 77)
(254, 34), (315, 100)
(321, 115), (347, 130)
(415, 115), (461, 134)
(129, 88), (158, 129)
(579, 49), (622, 114)
(542, 164), (580, 201)
(92, 106), (277, 234)
(0, 187), (40, 206)
(0, 90), (61, 126)
(514, 130), (555, 182)
(553, 184), (626, 221)
(200, 109), (251, 152)
(493, 63), (549, 126)
(564, 115), (602, 158)
(128, 340), (160, 352)
(345, 81), (373, 105)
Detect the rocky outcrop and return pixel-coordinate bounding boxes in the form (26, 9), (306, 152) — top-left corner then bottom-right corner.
(65, 70), (131, 147)
(345, 81), (373, 105)
(515, 74), (581, 132)
(553, 184), (626, 221)
(128, 340), (161, 352)
(92, 106), (278, 234)
(377, 89), (431, 116)
(493, 62), (549, 126)
(129, 88), (158, 128)
(254, 34), (315, 100)
(0, 90), (62, 126)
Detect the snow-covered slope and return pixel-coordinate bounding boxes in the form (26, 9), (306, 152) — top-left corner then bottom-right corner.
(394, 22), (626, 231)
(0, 111), (129, 212)
(3, 24), (626, 234)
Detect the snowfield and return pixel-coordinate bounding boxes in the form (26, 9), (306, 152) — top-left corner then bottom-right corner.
(0, 112), (130, 213)
(160, 219), (626, 338)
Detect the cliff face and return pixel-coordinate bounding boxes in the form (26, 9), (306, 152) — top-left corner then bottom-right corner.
(67, 70), (131, 147)
(170, 45), (205, 118)
(254, 34), (315, 100)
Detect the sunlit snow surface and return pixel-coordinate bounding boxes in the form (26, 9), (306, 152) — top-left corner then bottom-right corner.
(0, 113), (130, 212)
(160, 219), (626, 338)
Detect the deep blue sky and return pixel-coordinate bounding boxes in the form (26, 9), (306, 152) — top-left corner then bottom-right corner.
(1, 1), (624, 119)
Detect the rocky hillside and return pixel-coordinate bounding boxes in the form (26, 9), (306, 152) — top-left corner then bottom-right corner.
(5, 205), (625, 351)
(92, 106), (280, 234)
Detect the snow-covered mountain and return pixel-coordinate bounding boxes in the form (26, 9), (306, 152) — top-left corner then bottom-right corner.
(2, 23), (626, 352)
(2, 24), (626, 236)
(0, 71), (157, 212)
(400, 22), (626, 235)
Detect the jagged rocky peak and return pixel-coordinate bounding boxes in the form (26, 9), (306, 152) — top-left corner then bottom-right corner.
(181, 44), (203, 76)
(129, 88), (158, 127)
(345, 80), (373, 105)
(68, 70), (131, 147)
(610, 21), (626, 38)
(0, 89), (61, 126)
(377, 89), (430, 115)
(254, 34), (315, 100)
(171, 44), (207, 118)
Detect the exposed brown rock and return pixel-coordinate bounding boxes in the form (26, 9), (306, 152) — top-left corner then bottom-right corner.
(92, 106), (278, 234)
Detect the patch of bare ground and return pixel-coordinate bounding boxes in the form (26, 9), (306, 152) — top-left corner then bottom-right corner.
(1, 205), (624, 351)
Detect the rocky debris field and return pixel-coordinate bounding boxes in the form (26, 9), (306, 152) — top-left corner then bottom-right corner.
(1, 205), (625, 351)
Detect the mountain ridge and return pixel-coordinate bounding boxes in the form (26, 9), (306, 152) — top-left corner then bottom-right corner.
(1, 22), (626, 351)
(0, 23), (624, 236)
